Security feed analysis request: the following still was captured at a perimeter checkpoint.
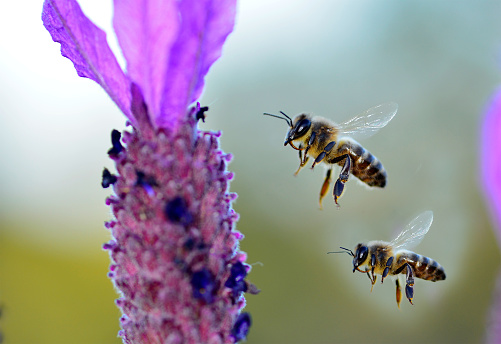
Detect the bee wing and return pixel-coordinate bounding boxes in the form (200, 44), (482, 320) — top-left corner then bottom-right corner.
(390, 211), (434, 251)
(336, 102), (398, 139)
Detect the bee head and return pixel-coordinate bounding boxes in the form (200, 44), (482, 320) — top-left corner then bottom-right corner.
(284, 114), (311, 146)
(263, 111), (312, 148)
(353, 244), (369, 273)
(327, 246), (367, 274)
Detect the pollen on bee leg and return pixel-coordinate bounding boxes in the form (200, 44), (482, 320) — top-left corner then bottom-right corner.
(319, 169), (332, 208)
(396, 279), (402, 308)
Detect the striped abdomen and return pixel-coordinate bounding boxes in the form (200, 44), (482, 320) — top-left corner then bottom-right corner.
(393, 251), (446, 282)
(329, 138), (387, 188)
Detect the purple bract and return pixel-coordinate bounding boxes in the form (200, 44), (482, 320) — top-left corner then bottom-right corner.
(481, 88), (501, 344)
(42, 0), (257, 343)
(481, 87), (501, 246)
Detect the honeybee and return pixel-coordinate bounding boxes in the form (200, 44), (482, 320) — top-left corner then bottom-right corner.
(264, 103), (398, 206)
(330, 211), (446, 307)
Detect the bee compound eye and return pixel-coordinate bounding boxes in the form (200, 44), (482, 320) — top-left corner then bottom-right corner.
(357, 246), (368, 262)
(296, 119), (311, 136)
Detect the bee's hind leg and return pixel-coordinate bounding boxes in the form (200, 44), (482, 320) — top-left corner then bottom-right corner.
(405, 263), (415, 305)
(370, 253), (377, 292)
(395, 278), (402, 308)
(319, 168), (332, 208)
(330, 154), (352, 205)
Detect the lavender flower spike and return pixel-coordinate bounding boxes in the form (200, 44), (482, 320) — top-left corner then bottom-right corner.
(481, 88), (501, 344)
(42, 1), (258, 343)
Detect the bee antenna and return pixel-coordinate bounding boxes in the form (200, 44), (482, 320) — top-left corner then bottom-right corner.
(263, 111), (293, 127)
(327, 246), (354, 257)
(279, 111), (293, 123)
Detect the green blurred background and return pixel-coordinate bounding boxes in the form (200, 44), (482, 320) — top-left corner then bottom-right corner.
(1, 0), (501, 343)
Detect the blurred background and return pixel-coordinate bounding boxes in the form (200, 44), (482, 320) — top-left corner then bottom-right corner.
(1, 0), (501, 343)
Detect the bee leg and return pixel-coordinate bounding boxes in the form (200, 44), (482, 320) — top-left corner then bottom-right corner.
(307, 131), (316, 154)
(395, 279), (402, 308)
(370, 254), (376, 292)
(294, 132), (317, 175)
(332, 154), (352, 205)
(381, 256), (393, 284)
(365, 271), (376, 291)
(319, 169), (332, 208)
(311, 152), (326, 170)
(311, 140), (336, 169)
(300, 143), (313, 166)
(294, 148), (309, 176)
(405, 263), (415, 305)
(370, 275), (377, 292)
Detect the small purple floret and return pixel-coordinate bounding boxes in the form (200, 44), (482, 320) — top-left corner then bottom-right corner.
(227, 280), (248, 299)
(191, 268), (216, 304)
(225, 262), (249, 297)
(101, 168), (117, 188)
(134, 170), (157, 197)
(134, 171), (157, 187)
(102, 242), (115, 250)
(231, 312), (251, 342)
(107, 129), (124, 157)
(229, 262), (248, 282)
(165, 196), (193, 225)
(196, 105), (209, 123)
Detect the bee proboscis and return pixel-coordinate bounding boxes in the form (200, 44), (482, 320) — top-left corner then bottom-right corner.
(330, 211), (446, 307)
(264, 103), (398, 207)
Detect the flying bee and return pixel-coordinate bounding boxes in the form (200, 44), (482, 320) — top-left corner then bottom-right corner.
(330, 211), (446, 307)
(264, 103), (398, 207)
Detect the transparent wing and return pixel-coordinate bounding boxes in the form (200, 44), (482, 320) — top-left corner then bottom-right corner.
(390, 211), (433, 251)
(336, 102), (398, 140)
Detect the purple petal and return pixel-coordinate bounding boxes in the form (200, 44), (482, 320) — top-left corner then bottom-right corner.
(114, 0), (236, 130)
(113, 0), (179, 128)
(481, 87), (501, 246)
(158, 0), (237, 130)
(42, 0), (134, 123)
(188, 0), (237, 104)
